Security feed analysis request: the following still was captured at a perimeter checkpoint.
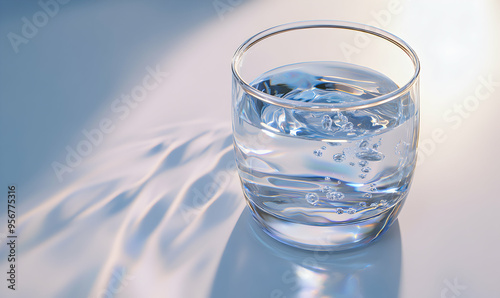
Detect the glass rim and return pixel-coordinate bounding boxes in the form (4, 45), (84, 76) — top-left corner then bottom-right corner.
(231, 20), (420, 112)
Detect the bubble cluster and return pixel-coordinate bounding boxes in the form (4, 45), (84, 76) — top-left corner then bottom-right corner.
(356, 148), (385, 161)
(336, 208), (344, 214)
(326, 191), (344, 201)
(359, 140), (369, 149)
(349, 162), (355, 166)
(313, 150), (323, 157)
(322, 115), (333, 130)
(369, 184), (377, 192)
(305, 193), (319, 205)
(347, 208), (356, 214)
(333, 153), (346, 162)
(359, 174), (367, 179)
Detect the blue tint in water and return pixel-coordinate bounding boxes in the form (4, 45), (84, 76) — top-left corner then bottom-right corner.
(233, 62), (418, 250)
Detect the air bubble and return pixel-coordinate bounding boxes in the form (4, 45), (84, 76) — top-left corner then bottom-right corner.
(370, 203), (377, 207)
(359, 140), (369, 149)
(334, 112), (349, 128)
(321, 146), (327, 150)
(369, 184), (377, 192)
(326, 191), (344, 201)
(336, 208), (344, 214)
(324, 177), (331, 181)
(372, 139), (381, 150)
(359, 202), (367, 207)
(305, 193), (319, 205)
(359, 160), (368, 167)
(395, 141), (409, 155)
(333, 153), (346, 162)
(356, 149), (385, 161)
(380, 200), (388, 206)
(359, 174), (367, 179)
(361, 167), (371, 173)
(313, 150), (323, 157)
(322, 115), (333, 130)
(349, 162), (355, 166)
(363, 193), (372, 199)
(327, 142), (342, 147)
(347, 208), (356, 214)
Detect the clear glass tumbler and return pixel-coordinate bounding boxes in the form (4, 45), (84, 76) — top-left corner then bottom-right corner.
(231, 21), (420, 251)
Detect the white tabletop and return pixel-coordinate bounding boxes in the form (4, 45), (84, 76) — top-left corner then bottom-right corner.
(1, 0), (499, 297)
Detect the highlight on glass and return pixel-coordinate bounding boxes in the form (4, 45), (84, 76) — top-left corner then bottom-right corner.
(231, 21), (420, 251)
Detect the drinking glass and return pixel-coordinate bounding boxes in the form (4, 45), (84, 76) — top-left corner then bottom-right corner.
(231, 21), (420, 251)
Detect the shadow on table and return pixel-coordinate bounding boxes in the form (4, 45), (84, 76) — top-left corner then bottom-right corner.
(210, 208), (402, 298)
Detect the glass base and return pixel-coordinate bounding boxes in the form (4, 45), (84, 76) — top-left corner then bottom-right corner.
(246, 197), (406, 252)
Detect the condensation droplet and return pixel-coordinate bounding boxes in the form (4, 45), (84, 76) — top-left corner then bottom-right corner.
(313, 150), (323, 157)
(305, 193), (319, 205)
(361, 167), (371, 173)
(333, 153), (346, 162)
(359, 173), (367, 179)
(326, 191), (344, 201)
(336, 208), (344, 214)
(347, 208), (356, 214)
(322, 115), (333, 130)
